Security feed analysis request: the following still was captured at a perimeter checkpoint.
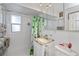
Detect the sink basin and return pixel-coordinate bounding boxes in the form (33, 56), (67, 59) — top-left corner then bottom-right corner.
(35, 38), (54, 45)
(37, 38), (49, 44)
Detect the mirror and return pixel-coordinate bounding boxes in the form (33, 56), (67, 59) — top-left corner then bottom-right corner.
(65, 3), (79, 31)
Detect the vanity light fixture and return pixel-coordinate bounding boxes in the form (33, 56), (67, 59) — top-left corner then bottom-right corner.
(39, 3), (52, 12)
(40, 3), (52, 8)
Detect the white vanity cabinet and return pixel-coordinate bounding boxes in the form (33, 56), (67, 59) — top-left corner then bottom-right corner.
(33, 41), (44, 56)
(33, 38), (55, 56)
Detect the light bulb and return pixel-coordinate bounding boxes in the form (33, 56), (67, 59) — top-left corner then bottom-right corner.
(40, 3), (42, 6)
(46, 6), (49, 9)
(49, 4), (52, 7)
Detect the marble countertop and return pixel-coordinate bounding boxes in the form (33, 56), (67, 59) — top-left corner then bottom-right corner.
(34, 37), (54, 45)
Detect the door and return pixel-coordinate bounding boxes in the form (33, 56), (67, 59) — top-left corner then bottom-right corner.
(5, 12), (32, 56)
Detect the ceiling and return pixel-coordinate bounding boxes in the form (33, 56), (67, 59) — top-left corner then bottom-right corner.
(1, 3), (41, 16)
(18, 3), (54, 11)
(1, 3), (57, 20)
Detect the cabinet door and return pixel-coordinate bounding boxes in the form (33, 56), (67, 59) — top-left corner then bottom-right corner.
(33, 41), (44, 56)
(46, 42), (55, 56)
(55, 50), (66, 56)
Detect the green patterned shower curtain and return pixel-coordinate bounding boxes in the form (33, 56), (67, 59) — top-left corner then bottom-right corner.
(32, 16), (45, 38)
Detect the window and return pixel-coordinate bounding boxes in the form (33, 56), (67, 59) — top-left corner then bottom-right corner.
(69, 12), (79, 31)
(11, 15), (21, 32)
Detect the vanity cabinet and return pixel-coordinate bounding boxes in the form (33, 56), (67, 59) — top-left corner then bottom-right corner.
(33, 41), (44, 56)
(33, 38), (55, 56)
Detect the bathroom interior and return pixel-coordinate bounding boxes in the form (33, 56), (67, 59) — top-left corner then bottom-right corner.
(0, 3), (79, 56)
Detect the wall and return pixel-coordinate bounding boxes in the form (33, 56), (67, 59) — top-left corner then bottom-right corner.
(64, 3), (79, 9)
(45, 20), (58, 30)
(53, 3), (63, 18)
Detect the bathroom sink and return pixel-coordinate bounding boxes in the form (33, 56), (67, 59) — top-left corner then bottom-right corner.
(35, 38), (54, 45)
(33, 37), (55, 56)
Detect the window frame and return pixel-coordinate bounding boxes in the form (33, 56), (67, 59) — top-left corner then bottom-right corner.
(11, 15), (21, 32)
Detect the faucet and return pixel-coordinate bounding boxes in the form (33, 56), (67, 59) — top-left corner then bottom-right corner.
(44, 35), (48, 40)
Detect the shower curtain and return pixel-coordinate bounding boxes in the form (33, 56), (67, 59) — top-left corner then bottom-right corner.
(32, 16), (45, 38)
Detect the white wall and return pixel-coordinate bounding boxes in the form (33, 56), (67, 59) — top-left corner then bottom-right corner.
(45, 19), (64, 30)
(64, 3), (79, 9)
(53, 3), (63, 17)
(45, 20), (58, 30)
